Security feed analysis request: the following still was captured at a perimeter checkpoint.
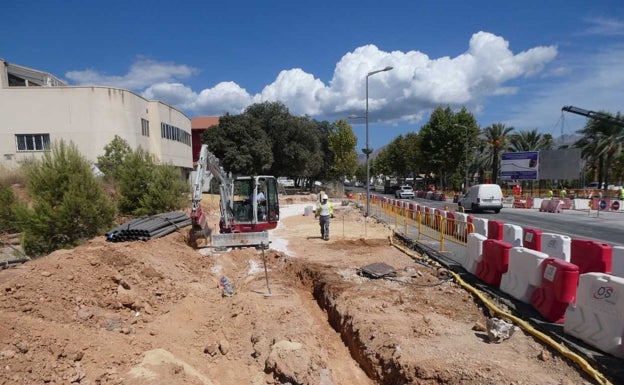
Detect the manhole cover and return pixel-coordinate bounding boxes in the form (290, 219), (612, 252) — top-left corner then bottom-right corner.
(359, 262), (396, 279)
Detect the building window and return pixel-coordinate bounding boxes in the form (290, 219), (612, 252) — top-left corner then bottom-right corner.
(15, 134), (50, 152)
(160, 123), (191, 147)
(141, 118), (150, 137)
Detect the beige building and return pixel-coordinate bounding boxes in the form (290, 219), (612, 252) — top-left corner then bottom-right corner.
(0, 58), (192, 175)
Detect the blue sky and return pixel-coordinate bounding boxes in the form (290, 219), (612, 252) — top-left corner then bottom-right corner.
(3, 0), (624, 151)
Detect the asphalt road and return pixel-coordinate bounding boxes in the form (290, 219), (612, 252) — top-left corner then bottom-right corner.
(350, 188), (624, 247)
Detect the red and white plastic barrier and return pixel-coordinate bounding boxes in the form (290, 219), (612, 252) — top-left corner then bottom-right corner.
(540, 233), (571, 262)
(564, 273), (624, 359)
(531, 258), (579, 323)
(464, 232), (487, 274)
(476, 239), (512, 287)
(500, 247), (550, 303)
(487, 220), (504, 240)
(570, 239), (612, 275)
(503, 224), (523, 247)
(523, 228), (542, 251)
(472, 217), (488, 238)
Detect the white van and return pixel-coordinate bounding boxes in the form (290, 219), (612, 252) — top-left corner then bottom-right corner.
(458, 184), (503, 213)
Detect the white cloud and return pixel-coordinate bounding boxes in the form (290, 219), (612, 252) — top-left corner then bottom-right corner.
(143, 82), (197, 110)
(583, 17), (624, 36)
(501, 47), (624, 135)
(66, 58), (198, 89)
(64, 32), (558, 126)
(195, 82), (253, 115)
(253, 68), (326, 115)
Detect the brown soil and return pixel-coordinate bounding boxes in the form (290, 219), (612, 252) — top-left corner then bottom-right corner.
(0, 194), (596, 385)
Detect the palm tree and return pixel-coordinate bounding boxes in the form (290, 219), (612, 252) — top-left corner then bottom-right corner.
(508, 129), (554, 152)
(482, 123), (514, 183)
(573, 112), (624, 189)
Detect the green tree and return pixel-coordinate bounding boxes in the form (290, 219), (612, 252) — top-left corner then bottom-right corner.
(97, 135), (132, 180)
(573, 111), (624, 189)
(328, 119), (358, 181)
(404, 132), (423, 179)
(374, 135), (411, 178)
(508, 129), (553, 152)
(354, 163), (367, 185)
(116, 147), (155, 215)
(115, 146), (189, 216)
(138, 164), (189, 215)
(419, 106), (478, 189)
(203, 102), (326, 185)
(203, 112), (273, 175)
(482, 123), (514, 184)
(0, 184), (19, 233)
(16, 140), (115, 256)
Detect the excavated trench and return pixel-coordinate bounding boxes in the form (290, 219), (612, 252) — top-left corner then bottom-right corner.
(283, 257), (605, 385)
(289, 261), (420, 385)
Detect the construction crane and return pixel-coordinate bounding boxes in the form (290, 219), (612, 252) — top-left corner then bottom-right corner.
(189, 144), (280, 248)
(561, 106), (624, 128)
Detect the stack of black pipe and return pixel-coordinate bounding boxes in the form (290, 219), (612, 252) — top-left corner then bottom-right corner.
(106, 211), (191, 242)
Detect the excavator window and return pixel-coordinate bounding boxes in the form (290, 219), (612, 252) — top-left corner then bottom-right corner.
(232, 179), (254, 222)
(264, 177), (280, 222)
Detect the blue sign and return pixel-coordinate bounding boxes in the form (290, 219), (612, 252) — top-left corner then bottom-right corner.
(600, 200), (607, 210)
(500, 152), (539, 181)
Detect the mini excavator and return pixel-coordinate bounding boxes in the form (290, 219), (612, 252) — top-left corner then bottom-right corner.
(188, 144), (280, 248)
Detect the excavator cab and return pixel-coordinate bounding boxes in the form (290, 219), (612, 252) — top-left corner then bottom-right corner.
(226, 176), (280, 233)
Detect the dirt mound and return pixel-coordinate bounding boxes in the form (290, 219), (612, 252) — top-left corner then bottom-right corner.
(0, 195), (596, 385)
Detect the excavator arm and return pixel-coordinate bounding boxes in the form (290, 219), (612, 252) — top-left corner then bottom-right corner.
(561, 106), (624, 128)
(189, 145), (212, 245)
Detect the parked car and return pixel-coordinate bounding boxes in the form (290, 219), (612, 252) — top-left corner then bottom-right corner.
(585, 182), (602, 190)
(277, 178), (295, 187)
(395, 185), (415, 199)
(457, 184), (503, 213)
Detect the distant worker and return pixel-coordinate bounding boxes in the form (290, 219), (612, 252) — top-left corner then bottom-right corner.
(560, 187), (567, 199)
(315, 194), (333, 241)
(547, 190), (553, 199)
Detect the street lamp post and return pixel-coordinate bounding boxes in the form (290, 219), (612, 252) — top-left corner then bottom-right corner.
(364, 66), (393, 216)
(454, 123), (470, 193)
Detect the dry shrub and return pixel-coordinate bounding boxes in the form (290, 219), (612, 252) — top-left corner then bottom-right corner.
(0, 164), (27, 187)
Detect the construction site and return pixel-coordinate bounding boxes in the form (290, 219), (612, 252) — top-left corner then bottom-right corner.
(1, 190), (620, 385)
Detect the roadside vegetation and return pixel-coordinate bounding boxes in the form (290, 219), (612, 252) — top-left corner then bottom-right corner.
(202, 101), (359, 188)
(372, 106), (624, 192)
(1, 137), (189, 257)
(2, 102), (622, 257)
(12, 141), (115, 256)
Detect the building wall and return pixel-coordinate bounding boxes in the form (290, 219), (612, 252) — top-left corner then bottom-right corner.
(0, 86), (192, 171)
(191, 116), (220, 164)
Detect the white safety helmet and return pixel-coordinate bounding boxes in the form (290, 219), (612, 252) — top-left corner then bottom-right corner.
(321, 194), (328, 200)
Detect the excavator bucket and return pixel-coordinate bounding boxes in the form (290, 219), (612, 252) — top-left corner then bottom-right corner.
(210, 231), (270, 248)
(188, 225), (213, 249)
